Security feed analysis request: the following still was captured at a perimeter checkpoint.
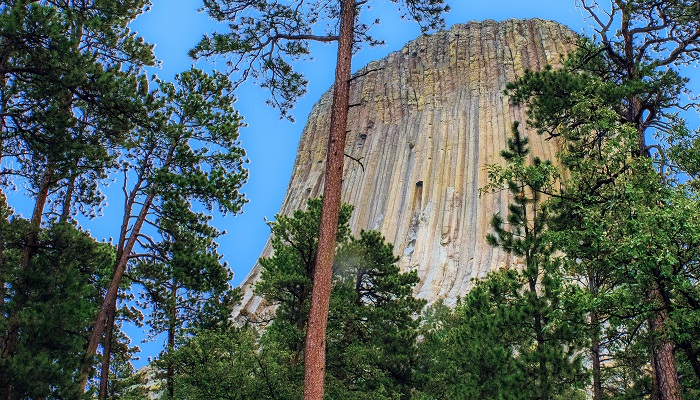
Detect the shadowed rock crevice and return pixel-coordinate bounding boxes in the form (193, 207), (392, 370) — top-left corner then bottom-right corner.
(236, 18), (576, 316)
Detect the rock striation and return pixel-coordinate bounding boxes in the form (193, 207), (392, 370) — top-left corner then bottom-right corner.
(236, 18), (576, 316)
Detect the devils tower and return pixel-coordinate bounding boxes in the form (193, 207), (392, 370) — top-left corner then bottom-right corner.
(236, 18), (575, 316)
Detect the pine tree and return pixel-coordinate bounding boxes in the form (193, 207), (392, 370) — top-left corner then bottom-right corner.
(483, 123), (586, 399)
(1, 2), (155, 398)
(80, 68), (248, 392)
(0, 201), (119, 398)
(254, 198), (425, 399)
(416, 275), (535, 400)
(505, 2), (700, 397)
(327, 230), (425, 399)
(255, 197), (353, 366)
(193, 3), (449, 396)
(132, 198), (237, 398)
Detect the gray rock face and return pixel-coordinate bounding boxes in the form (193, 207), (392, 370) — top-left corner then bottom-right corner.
(236, 18), (575, 316)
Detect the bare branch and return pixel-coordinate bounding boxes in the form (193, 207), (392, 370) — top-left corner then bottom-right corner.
(348, 67), (384, 83)
(344, 153), (365, 172)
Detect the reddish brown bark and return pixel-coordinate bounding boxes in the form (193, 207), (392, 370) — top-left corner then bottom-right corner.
(60, 173), (77, 223)
(302, 0), (355, 398)
(21, 168), (54, 267)
(98, 306), (116, 400)
(620, 7), (680, 389)
(649, 287), (681, 400)
(78, 189), (157, 391)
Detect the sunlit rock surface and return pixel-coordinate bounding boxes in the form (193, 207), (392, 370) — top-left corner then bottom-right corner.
(235, 19), (575, 316)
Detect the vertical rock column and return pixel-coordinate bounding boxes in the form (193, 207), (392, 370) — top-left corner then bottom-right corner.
(236, 18), (576, 315)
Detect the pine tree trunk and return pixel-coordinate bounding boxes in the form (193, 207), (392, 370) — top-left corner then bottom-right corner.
(98, 306), (116, 400)
(0, 194), (7, 328)
(21, 167), (54, 268)
(2, 167), (54, 400)
(631, 113), (680, 400)
(590, 311), (603, 400)
(530, 276), (549, 400)
(78, 190), (157, 391)
(649, 286), (681, 400)
(80, 141), (174, 392)
(587, 270), (603, 400)
(651, 351), (660, 400)
(302, 0), (354, 398)
(615, 13), (679, 394)
(0, 76), (6, 357)
(60, 173), (76, 223)
(624, 61), (680, 397)
(167, 283), (177, 398)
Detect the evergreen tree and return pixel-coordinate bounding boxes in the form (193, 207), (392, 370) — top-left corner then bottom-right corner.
(415, 125), (587, 400)
(0, 3), (250, 397)
(255, 197), (352, 366)
(132, 198), (238, 398)
(505, 2), (700, 398)
(255, 198), (425, 399)
(483, 123), (586, 399)
(80, 67), (248, 392)
(416, 276), (535, 400)
(164, 325), (303, 400)
(0, 3), (155, 397)
(0, 200), (119, 398)
(193, 3), (449, 396)
(327, 230), (425, 399)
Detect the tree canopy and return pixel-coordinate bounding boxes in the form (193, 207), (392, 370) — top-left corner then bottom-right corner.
(1, 1), (700, 399)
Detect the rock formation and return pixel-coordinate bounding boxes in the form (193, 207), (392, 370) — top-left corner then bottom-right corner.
(235, 18), (576, 315)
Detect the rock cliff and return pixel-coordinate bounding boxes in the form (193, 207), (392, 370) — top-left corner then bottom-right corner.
(236, 18), (575, 316)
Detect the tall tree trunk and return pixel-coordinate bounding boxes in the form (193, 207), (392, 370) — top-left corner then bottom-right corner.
(98, 306), (116, 400)
(632, 117), (680, 399)
(591, 311), (603, 400)
(80, 140), (174, 392)
(1, 167), (54, 400)
(0, 193), (7, 328)
(649, 286), (681, 400)
(651, 350), (660, 400)
(167, 282), (177, 398)
(590, 311), (603, 400)
(60, 173), (77, 223)
(302, 0), (354, 398)
(621, 9), (679, 392)
(78, 190), (157, 392)
(20, 167), (54, 269)
(622, 50), (680, 395)
(529, 275), (549, 400)
(0, 57), (8, 400)
(0, 67), (6, 319)
(587, 270), (603, 400)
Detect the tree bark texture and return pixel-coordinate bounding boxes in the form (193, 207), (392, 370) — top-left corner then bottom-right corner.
(618, 8), (679, 392)
(590, 311), (603, 400)
(167, 283), (177, 398)
(649, 286), (681, 400)
(302, 0), (355, 399)
(98, 306), (116, 400)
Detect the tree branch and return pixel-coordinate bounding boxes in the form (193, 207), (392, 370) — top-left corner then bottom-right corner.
(344, 153), (365, 172)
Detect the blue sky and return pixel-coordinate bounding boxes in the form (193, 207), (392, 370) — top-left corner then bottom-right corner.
(119, 0), (590, 366)
(129, 0), (589, 291)
(80, 0), (696, 367)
